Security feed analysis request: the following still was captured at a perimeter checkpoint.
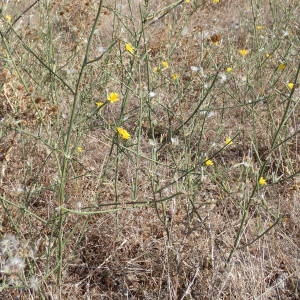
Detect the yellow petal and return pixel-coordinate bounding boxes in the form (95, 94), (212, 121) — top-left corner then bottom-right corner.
(239, 49), (249, 57)
(171, 73), (180, 80)
(116, 127), (131, 140)
(278, 63), (286, 71)
(161, 61), (169, 69)
(204, 159), (214, 166)
(107, 92), (120, 103)
(225, 137), (233, 145)
(125, 43), (135, 54)
(259, 177), (267, 185)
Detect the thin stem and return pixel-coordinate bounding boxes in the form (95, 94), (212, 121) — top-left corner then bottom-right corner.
(56, 0), (104, 285)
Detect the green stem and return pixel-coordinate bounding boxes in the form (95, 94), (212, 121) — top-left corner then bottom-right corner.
(56, 0), (104, 286)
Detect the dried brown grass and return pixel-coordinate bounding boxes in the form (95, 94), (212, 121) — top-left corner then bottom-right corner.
(0, 0), (299, 299)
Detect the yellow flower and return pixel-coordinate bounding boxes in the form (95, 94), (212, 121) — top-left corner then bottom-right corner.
(116, 127), (131, 140)
(171, 73), (180, 80)
(226, 67), (233, 73)
(5, 15), (12, 24)
(107, 92), (120, 103)
(76, 146), (84, 153)
(287, 82), (294, 90)
(204, 159), (214, 166)
(239, 49), (249, 57)
(152, 66), (159, 73)
(259, 177), (267, 185)
(212, 0), (220, 3)
(95, 101), (104, 107)
(277, 63), (286, 71)
(125, 42), (135, 54)
(161, 61), (169, 69)
(185, 0), (191, 2)
(225, 137), (233, 145)
(256, 25), (264, 30)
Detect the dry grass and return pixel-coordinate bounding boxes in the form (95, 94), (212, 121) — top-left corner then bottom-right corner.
(0, 0), (299, 299)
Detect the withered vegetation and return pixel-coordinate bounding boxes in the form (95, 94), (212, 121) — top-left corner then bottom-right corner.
(0, 0), (299, 299)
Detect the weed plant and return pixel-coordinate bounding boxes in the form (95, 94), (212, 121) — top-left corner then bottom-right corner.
(0, 0), (299, 298)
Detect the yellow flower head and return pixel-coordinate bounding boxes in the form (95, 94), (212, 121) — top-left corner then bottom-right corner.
(125, 42), (135, 54)
(171, 73), (180, 81)
(204, 159), (214, 166)
(152, 66), (159, 73)
(95, 101), (104, 107)
(277, 63), (286, 71)
(226, 67), (233, 73)
(287, 82), (294, 90)
(107, 92), (120, 103)
(5, 15), (12, 23)
(161, 61), (169, 69)
(256, 25), (264, 30)
(259, 177), (267, 185)
(76, 146), (84, 153)
(185, 0), (191, 2)
(116, 127), (131, 140)
(239, 49), (249, 57)
(225, 137), (233, 145)
(212, 0), (220, 3)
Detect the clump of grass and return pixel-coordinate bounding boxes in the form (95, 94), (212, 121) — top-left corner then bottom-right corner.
(0, 0), (299, 298)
